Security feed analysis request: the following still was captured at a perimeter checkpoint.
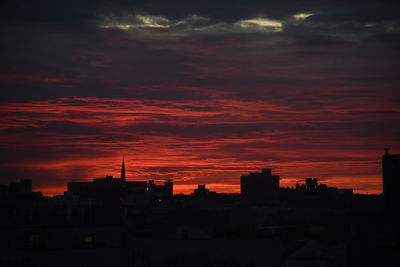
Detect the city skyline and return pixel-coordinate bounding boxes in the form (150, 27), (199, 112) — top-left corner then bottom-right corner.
(1, 152), (380, 196)
(1, 1), (400, 196)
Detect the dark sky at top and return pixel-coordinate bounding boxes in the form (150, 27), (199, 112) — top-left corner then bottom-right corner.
(1, 0), (400, 195)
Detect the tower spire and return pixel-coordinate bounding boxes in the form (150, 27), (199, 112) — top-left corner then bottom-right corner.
(120, 156), (126, 182)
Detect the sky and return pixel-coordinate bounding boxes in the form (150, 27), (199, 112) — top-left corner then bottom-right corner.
(1, 0), (400, 195)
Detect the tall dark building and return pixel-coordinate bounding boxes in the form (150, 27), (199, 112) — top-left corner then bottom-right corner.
(241, 168), (279, 205)
(305, 178), (318, 190)
(382, 148), (400, 209)
(164, 179), (173, 196)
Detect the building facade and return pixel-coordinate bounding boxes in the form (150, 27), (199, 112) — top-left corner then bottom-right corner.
(240, 168), (279, 205)
(382, 148), (400, 209)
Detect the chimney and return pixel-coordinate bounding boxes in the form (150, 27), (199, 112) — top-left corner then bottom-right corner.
(385, 148), (389, 156)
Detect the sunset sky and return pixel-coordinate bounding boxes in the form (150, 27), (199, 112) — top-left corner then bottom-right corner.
(1, 0), (399, 195)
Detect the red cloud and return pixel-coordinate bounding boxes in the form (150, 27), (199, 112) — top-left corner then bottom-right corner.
(1, 96), (395, 196)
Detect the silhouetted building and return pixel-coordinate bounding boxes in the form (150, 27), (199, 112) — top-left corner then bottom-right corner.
(296, 178), (323, 192)
(0, 179), (32, 198)
(296, 178), (319, 191)
(193, 184), (210, 196)
(295, 178), (352, 196)
(306, 178), (318, 190)
(147, 179), (173, 196)
(0, 179), (45, 226)
(164, 179), (173, 196)
(241, 168), (279, 205)
(67, 158), (173, 206)
(68, 175), (127, 204)
(382, 148), (400, 209)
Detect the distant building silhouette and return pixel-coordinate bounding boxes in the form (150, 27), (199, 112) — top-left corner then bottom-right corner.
(306, 178), (318, 190)
(382, 148), (400, 209)
(146, 179), (173, 196)
(241, 168), (279, 205)
(193, 184), (210, 196)
(67, 158), (173, 205)
(296, 178), (323, 192)
(295, 178), (352, 196)
(164, 179), (173, 196)
(68, 175), (130, 205)
(0, 179), (32, 198)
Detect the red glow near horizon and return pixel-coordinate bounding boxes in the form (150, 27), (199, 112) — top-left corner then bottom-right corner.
(0, 96), (392, 196)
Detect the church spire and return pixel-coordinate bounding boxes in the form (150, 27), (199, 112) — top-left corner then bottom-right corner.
(120, 156), (126, 182)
